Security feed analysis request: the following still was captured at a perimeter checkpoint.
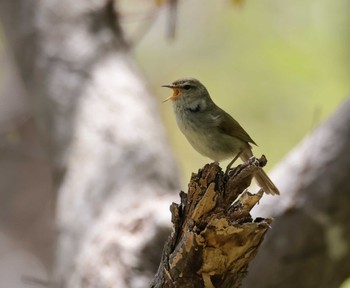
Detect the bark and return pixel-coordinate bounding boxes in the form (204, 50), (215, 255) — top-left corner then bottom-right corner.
(151, 157), (272, 288)
(0, 49), (53, 285)
(243, 97), (350, 288)
(0, 0), (179, 287)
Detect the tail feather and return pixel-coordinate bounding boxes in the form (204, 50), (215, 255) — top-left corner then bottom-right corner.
(240, 150), (280, 195)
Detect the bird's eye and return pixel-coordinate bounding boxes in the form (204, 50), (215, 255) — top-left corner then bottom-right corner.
(183, 85), (191, 90)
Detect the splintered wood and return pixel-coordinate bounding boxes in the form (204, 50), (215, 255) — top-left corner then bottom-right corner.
(151, 157), (273, 288)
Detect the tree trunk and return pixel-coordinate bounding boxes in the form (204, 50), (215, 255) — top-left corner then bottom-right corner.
(243, 97), (350, 288)
(0, 0), (180, 287)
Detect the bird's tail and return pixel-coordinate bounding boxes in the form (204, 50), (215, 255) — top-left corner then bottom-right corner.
(240, 150), (280, 195)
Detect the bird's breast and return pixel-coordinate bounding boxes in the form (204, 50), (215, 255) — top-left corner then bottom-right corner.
(174, 107), (244, 161)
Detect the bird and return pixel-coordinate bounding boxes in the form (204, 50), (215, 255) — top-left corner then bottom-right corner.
(162, 77), (280, 195)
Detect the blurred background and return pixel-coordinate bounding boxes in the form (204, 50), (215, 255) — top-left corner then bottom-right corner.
(1, 0), (350, 287)
(120, 0), (349, 181)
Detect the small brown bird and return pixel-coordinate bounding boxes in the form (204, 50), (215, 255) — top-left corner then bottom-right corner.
(162, 77), (280, 195)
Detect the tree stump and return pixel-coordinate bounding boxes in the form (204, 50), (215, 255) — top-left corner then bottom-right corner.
(151, 156), (273, 288)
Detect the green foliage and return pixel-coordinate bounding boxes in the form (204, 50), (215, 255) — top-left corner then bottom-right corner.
(340, 277), (350, 288)
(133, 0), (350, 180)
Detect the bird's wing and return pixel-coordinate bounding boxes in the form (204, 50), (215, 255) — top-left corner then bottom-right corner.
(212, 107), (257, 146)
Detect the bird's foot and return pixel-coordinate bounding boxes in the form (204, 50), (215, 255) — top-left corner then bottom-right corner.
(225, 151), (242, 174)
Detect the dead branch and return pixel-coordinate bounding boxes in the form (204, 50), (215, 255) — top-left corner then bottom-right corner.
(151, 157), (273, 288)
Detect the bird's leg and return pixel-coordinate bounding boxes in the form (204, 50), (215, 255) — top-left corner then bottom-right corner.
(225, 151), (242, 174)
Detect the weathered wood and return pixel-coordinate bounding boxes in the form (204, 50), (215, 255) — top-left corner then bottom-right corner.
(151, 157), (273, 288)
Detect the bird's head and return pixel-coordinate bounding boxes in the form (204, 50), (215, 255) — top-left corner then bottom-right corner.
(162, 78), (210, 104)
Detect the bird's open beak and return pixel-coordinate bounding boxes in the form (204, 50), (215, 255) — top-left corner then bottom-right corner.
(161, 84), (180, 102)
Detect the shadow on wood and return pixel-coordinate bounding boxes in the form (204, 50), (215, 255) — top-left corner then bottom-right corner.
(151, 156), (274, 288)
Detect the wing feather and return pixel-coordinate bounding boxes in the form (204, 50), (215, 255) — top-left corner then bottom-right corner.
(212, 106), (257, 146)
